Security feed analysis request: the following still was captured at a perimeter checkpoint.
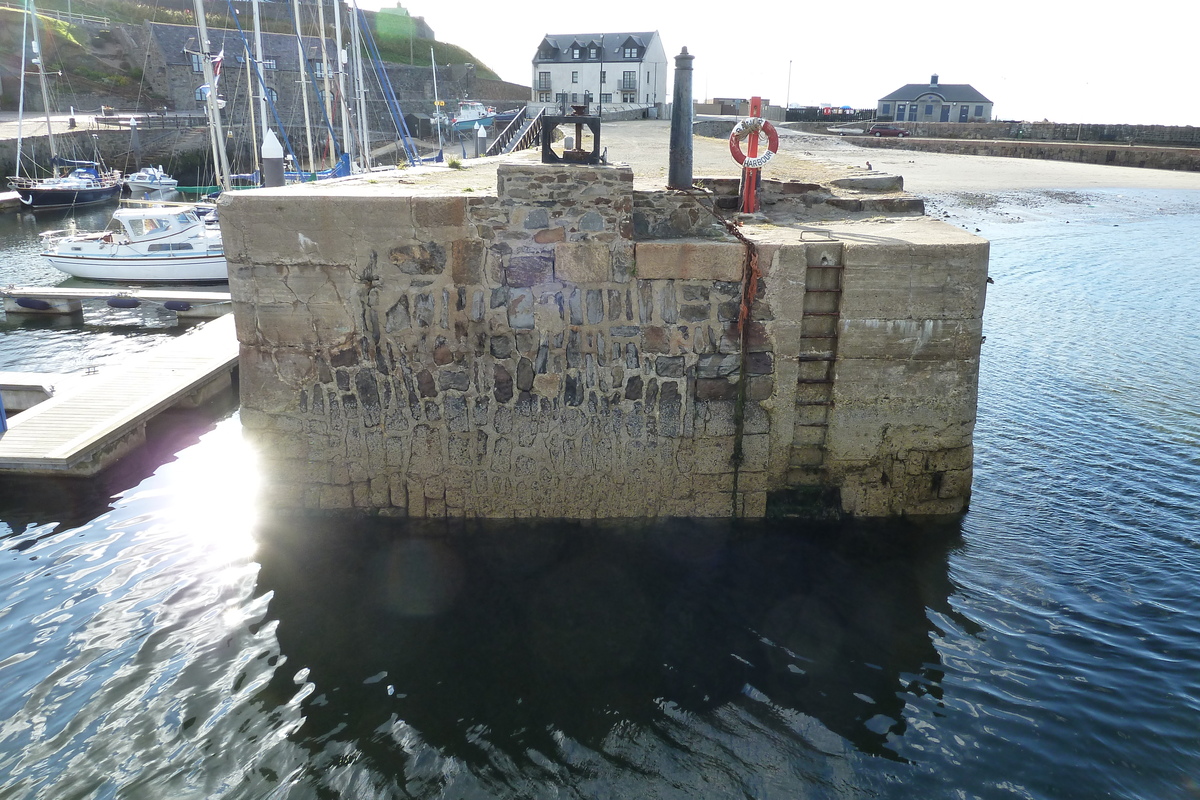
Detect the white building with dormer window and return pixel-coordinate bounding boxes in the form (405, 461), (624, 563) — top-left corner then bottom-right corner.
(531, 31), (667, 114)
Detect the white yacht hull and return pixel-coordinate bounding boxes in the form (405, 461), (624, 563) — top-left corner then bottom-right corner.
(43, 252), (228, 282)
(125, 179), (179, 192)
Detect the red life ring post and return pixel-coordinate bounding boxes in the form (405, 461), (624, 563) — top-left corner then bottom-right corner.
(729, 96), (779, 212)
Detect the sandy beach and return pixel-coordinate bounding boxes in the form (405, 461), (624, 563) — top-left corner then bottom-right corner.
(390, 119), (1200, 216)
(605, 120), (1200, 195)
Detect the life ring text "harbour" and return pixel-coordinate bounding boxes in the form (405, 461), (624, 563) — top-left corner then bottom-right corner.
(729, 118), (779, 169)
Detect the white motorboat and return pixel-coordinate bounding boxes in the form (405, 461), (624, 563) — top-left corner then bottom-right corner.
(124, 166), (179, 192)
(41, 205), (227, 283)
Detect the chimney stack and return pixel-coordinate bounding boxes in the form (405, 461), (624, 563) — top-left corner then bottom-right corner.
(931, 73), (939, 87)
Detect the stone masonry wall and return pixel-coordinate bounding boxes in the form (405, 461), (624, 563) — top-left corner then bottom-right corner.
(221, 162), (988, 518)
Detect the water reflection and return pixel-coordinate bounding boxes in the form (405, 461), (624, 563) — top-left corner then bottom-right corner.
(0, 392), (240, 537)
(253, 516), (966, 790)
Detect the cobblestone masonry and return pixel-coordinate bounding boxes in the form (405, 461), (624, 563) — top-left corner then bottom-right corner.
(221, 162), (988, 518)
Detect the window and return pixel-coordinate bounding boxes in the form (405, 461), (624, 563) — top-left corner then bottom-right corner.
(600, 93), (611, 103)
(571, 71), (578, 83)
(262, 59), (277, 70)
(623, 47), (638, 58)
(312, 61), (325, 78)
(538, 71), (551, 90)
(621, 71), (636, 90)
(600, 70), (606, 84)
(646, 71), (649, 82)
(589, 47), (597, 58)
(572, 47), (581, 59)
(896, 105), (905, 121)
(622, 92), (635, 103)
(538, 91), (551, 102)
(974, 105), (984, 116)
(881, 103), (891, 115)
(265, 87), (278, 103)
(191, 53), (203, 73)
(571, 93), (579, 103)
(194, 86), (206, 101)
(924, 104), (933, 116)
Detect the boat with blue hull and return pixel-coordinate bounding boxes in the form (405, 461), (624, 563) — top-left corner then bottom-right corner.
(5, 0), (123, 209)
(450, 101), (496, 132)
(10, 161), (122, 209)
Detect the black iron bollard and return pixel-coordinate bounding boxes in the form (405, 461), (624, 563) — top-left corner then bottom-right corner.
(668, 47), (695, 190)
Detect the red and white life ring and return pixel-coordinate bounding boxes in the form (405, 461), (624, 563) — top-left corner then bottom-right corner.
(729, 117), (779, 169)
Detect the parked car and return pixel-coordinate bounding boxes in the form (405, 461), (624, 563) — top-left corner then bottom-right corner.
(868, 124), (909, 137)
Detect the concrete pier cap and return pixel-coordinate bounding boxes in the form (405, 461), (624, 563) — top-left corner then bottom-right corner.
(220, 143), (988, 522)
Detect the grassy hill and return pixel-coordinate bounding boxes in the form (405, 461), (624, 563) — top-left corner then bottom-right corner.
(0, 0), (502, 110)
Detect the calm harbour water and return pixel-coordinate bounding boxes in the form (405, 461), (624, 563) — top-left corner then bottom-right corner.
(1, 187), (1199, 799)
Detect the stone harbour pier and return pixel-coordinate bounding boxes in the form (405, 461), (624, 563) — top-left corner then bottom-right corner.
(221, 158), (988, 518)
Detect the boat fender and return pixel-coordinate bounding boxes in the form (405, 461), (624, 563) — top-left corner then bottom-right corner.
(163, 301), (193, 312)
(15, 297), (52, 311)
(106, 296), (142, 309)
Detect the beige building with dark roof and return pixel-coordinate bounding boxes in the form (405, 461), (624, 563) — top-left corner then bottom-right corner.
(877, 74), (994, 123)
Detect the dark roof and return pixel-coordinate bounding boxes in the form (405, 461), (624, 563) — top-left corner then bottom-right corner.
(146, 21), (333, 71)
(534, 31), (658, 63)
(880, 82), (992, 104)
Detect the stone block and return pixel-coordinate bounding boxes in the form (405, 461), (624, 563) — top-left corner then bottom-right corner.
(635, 240), (746, 281)
(412, 195), (466, 230)
(689, 437), (737, 475)
(450, 239), (485, 284)
(507, 252), (554, 287)
(388, 241), (447, 275)
(320, 484), (354, 509)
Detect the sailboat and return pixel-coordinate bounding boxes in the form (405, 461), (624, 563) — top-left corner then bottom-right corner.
(6, 0), (122, 208)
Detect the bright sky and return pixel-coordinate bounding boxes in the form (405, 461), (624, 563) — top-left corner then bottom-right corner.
(357, 0), (1194, 127)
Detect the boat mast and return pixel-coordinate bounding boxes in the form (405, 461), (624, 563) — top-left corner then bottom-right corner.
(291, 0), (316, 174)
(14, 0), (30, 176)
(191, 0), (232, 192)
(252, 0), (270, 151)
(316, 0), (335, 163)
(431, 47), (442, 152)
(334, 0), (352, 167)
(244, 38), (259, 174)
(351, 0), (370, 169)
(27, 0), (58, 166)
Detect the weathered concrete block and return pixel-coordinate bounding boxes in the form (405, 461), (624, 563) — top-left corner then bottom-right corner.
(830, 174), (904, 192)
(840, 222), (989, 320)
(838, 318), (984, 361)
(635, 240), (746, 281)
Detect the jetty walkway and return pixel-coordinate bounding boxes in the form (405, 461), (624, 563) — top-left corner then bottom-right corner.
(0, 314), (238, 476)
